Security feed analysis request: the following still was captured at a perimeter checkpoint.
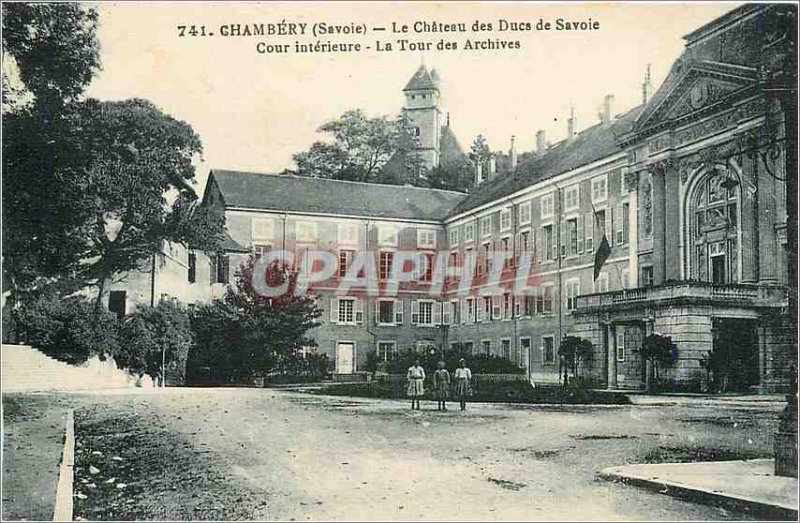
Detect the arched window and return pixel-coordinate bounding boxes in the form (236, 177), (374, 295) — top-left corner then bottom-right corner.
(689, 167), (740, 284)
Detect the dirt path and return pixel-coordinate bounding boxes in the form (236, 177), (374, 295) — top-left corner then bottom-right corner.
(5, 388), (783, 520)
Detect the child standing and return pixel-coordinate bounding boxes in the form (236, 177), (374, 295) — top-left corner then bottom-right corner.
(433, 360), (451, 411)
(406, 359), (426, 410)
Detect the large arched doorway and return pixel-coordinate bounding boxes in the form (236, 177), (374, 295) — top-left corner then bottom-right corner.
(687, 166), (741, 283)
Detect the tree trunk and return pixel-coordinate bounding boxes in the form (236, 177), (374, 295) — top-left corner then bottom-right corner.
(94, 277), (106, 316)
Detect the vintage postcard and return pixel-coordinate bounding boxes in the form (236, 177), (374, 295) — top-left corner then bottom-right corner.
(2, 1), (798, 521)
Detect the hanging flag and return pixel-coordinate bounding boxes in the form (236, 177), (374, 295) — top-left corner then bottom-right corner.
(594, 234), (611, 281)
(589, 200), (611, 281)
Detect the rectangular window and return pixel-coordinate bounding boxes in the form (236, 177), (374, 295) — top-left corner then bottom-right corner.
(482, 340), (492, 356)
(252, 218), (274, 241)
(500, 208), (512, 231)
(483, 296), (492, 322)
(466, 298), (475, 324)
(566, 279), (580, 312)
(394, 300), (404, 324)
(481, 216), (493, 237)
(641, 266), (654, 287)
(492, 295), (502, 320)
(567, 218), (578, 256)
(418, 301), (433, 325)
(501, 339), (511, 360)
(465, 222), (476, 243)
(542, 225), (554, 260)
(339, 250), (354, 278)
(616, 331), (625, 362)
(619, 203), (630, 245)
(254, 244), (272, 258)
(620, 169), (631, 195)
(442, 302), (452, 325)
(501, 236), (511, 268)
(592, 175), (608, 203)
(542, 336), (555, 365)
(296, 221), (318, 242)
(519, 230), (531, 253)
(519, 201), (532, 225)
(338, 223), (359, 245)
(540, 193), (554, 219)
(211, 255), (230, 284)
(379, 251), (393, 280)
(338, 298), (355, 324)
(188, 252), (196, 283)
(378, 226), (398, 246)
(378, 341), (396, 362)
(542, 284), (554, 314)
(564, 185), (580, 211)
(108, 290), (126, 320)
(464, 341), (474, 355)
(480, 242), (491, 276)
(524, 294), (535, 316)
(377, 300), (394, 325)
(449, 227), (459, 246)
(417, 229), (437, 248)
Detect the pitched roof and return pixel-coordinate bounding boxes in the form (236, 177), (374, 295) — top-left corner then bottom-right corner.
(221, 230), (249, 253)
(403, 65), (438, 91)
(448, 105), (645, 217)
(208, 169), (466, 222)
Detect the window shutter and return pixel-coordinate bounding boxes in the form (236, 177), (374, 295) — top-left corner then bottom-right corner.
(433, 302), (443, 325)
(330, 299), (338, 323)
(577, 217), (584, 253)
(551, 226), (558, 260)
(209, 256), (217, 285)
(492, 295), (501, 320)
(476, 300), (483, 322)
(585, 212), (594, 253)
(559, 221), (566, 257)
(373, 300), (380, 324)
(411, 300), (419, 325)
(605, 209), (613, 242)
(394, 300), (404, 324)
(616, 204), (624, 245)
(514, 299), (521, 318)
(442, 302), (452, 325)
(355, 299), (364, 324)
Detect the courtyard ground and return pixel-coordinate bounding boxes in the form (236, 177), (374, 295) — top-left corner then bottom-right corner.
(1, 388), (788, 521)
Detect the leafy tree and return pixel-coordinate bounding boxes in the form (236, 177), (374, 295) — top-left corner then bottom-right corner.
(187, 256), (322, 384)
(116, 300), (193, 385)
(558, 336), (593, 380)
(4, 98), (225, 307)
(426, 156), (474, 192)
(469, 134), (492, 164)
(2, 3), (100, 109)
(290, 109), (421, 184)
(641, 333), (677, 390)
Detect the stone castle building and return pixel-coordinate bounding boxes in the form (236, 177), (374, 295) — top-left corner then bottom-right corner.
(108, 4), (795, 392)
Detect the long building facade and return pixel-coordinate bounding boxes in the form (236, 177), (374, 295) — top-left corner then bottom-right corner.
(110, 4), (795, 392)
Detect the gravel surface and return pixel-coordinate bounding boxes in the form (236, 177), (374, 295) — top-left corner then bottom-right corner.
(3, 388), (784, 521)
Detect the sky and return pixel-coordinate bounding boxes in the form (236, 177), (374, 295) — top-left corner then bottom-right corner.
(84, 1), (739, 193)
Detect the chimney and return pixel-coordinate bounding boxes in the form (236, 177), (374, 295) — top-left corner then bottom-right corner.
(536, 130), (546, 153)
(475, 161), (483, 185)
(510, 136), (517, 170)
(488, 155), (497, 179)
(599, 94), (614, 124)
(642, 64), (653, 104)
(567, 106), (577, 140)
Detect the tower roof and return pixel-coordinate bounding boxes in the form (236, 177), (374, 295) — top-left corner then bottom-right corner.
(403, 65), (438, 91)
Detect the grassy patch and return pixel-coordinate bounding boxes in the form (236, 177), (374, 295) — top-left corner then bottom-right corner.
(72, 404), (266, 520)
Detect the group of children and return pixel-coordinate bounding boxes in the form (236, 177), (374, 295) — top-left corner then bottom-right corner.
(406, 358), (473, 411)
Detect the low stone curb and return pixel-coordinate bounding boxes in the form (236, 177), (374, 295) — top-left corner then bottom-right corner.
(599, 460), (798, 521)
(52, 409), (75, 522)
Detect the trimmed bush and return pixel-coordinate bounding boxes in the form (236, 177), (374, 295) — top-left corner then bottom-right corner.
(11, 295), (119, 364)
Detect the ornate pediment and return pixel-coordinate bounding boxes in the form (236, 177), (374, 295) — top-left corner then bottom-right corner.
(664, 77), (742, 120)
(633, 61), (757, 134)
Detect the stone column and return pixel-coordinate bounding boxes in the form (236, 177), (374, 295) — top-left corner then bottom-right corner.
(664, 166), (681, 281)
(741, 152), (759, 283)
(651, 166), (667, 285)
(607, 324), (618, 389)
